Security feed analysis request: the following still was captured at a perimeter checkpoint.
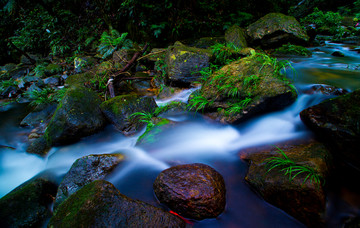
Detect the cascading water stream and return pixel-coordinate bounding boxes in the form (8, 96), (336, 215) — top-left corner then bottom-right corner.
(1, 41), (360, 227)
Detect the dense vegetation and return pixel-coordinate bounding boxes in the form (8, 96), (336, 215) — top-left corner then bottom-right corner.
(1, 0), (359, 65)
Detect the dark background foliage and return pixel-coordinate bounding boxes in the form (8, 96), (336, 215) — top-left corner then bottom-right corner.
(0, 0), (359, 64)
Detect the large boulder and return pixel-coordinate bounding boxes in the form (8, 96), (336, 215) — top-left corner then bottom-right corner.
(246, 13), (309, 48)
(165, 42), (212, 86)
(300, 89), (360, 170)
(54, 154), (125, 210)
(0, 174), (58, 228)
(188, 51), (297, 124)
(100, 94), (158, 135)
(225, 25), (248, 49)
(26, 86), (106, 155)
(49, 180), (187, 228)
(153, 163), (226, 220)
(20, 103), (57, 127)
(243, 139), (332, 228)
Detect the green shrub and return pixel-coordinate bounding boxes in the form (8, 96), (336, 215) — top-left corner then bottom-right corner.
(301, 8), (344, 36)
(211, 43), (242, 66)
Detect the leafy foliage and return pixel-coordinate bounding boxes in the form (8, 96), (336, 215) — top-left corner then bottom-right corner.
(97, 29), (133, 59)
(0, 78), (18, 93)
(266, 146), (324, 187)
(211, 43), (242, 66)
(301, 8), (344, 36)
(24, 87), (67, 107)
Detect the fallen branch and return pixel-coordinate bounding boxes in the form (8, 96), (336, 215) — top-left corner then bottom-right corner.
(107, 43), (149, 98)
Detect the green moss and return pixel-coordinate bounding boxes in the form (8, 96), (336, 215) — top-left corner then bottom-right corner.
(273, 44), (312, 57)
(45, 63), (62, 75)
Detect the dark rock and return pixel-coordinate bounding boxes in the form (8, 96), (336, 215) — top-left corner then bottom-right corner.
(9, 67), (28, 80)
(246, 13), (309, 48)
(54, 154), (125, 210)
(27, 86), (106, 155)
(20, 103), (57, 127)
(43, 77), (59, 87)
(300, 89), (360, 171)
(74, 56), (97, 73)
(26, 136), (50, 155)
(345, 216), (360, 228)
(188, 52), (297, 124)
(225, 25), (248, 49)
(100, 94), (157, 135)
(165, 42), (212, 86)
(0, 174), (58, 228)
(331, 51), (345, 57)
(303, 84), (349, 96)
(153, 163), (226, 220)
(49, 180), (187, 228)
(20, 54), (39, 65)
(243, 139), (332, 228)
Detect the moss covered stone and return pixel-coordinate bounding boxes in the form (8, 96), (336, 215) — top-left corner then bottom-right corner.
(0, 175), (58, 227)
(247, 13), (309, 48)
(100, 94), (158, 135)
(165, 42), (212, 86)
(49, 180), (186, 227)
(27, 86), (106, 155)
(225, 25), (248, 49)
(44, 63), (62, 76)
(189, 52), (297, 124)
(65, 72), (96, 87)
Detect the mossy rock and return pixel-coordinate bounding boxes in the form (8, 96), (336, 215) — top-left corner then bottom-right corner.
(100, 94), (158, 135)
(225, 25), (248, 49)
(44, 63), (63, 76)
(243, 139), (332, 227)
(65, 72), (96, 87)
(49, 180), (186, 227)
(136, 117), (176, 147)
(0, 174), (58, 227)
(183, 37), (226, 49)
(54, 153), (125, 210)
(247, 13), (309, 48)
(273, 44), (312, 57)
(165, 42), (212, 86)
(26, 86), (106, 155)
(189, 52), (297, 124)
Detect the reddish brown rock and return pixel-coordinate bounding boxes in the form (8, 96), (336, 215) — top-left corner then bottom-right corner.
(153, 163), (226, 220)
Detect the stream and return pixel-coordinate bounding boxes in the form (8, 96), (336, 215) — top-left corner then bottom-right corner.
(1, 41), (360, 227)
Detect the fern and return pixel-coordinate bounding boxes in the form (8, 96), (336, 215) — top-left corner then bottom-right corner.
(97, 29), (132, 59)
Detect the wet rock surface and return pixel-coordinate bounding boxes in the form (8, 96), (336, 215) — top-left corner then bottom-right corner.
(54, 153), (125, 210)
(153, 163), (226, 220)
(0, 174), (58, 228)
(49, 180), (187, 228)
(300, 89), (360, 171)
(242, 139), (333, 228)
(100, 94), (158, 135)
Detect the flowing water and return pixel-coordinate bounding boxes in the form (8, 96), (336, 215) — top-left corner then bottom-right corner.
(1, 42), (360, 227)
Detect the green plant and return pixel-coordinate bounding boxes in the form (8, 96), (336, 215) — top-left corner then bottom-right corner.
(97, 29), (132, 59)
(211, 43), (241, 66)
(32, 64), (46, 77)
(129, 111), (155, 128)
(301, 8), (343, 36)
(187, 93), (213, 113)
(243, 75), (260, 88)
(266, 146), (324, 187)
(226, 97), (252, 114)
(25, 87), (67, 106)
(0, 78), (18, 93)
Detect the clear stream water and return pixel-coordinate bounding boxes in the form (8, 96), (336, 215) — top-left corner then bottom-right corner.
(1, 42), (360, 227)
